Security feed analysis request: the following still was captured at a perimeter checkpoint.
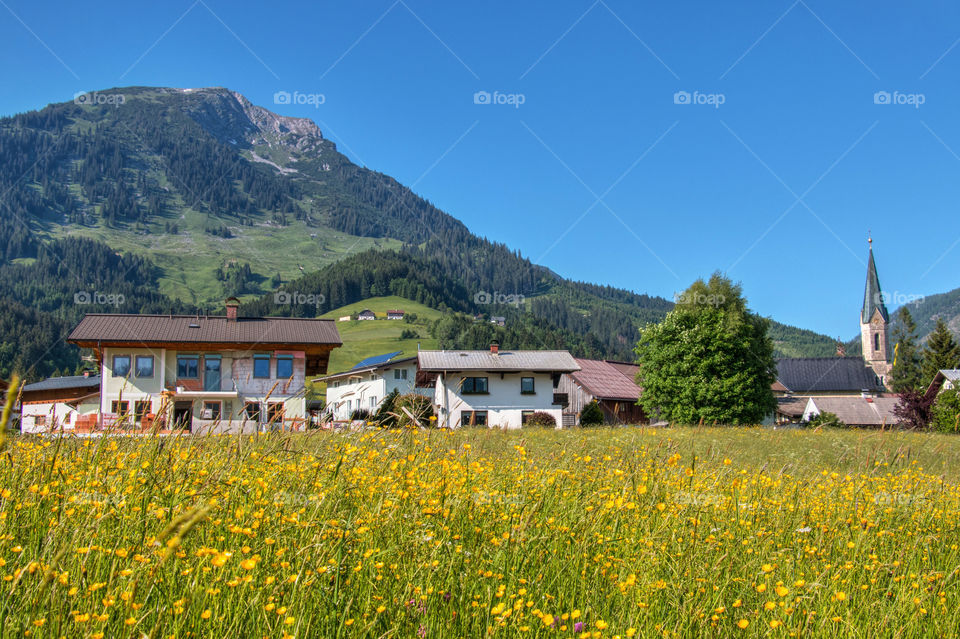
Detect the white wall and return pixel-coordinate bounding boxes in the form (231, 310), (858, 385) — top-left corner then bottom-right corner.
(324, 361), (423, 420)
(434, 371), (561, 429)
(21, 397), (99, 433)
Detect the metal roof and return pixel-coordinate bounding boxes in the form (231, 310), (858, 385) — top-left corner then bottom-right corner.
(570, 358), (640, 401)
(862, 246), (889, 323)
(775, 357), (883, 393)
(417, 350), (579, 372)
(22, 375), (101, 393)
(941, 369), (960, 382)
(352, 351), (403, 370)
(68, 314), (341, 346)
(806, 396), (901, 426)
(316, 356), (417, 382)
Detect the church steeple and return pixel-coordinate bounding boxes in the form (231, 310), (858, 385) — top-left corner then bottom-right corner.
(860, 237), (891, 387)
(861, 237), (889, 324)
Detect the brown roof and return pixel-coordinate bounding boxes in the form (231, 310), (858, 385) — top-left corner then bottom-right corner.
(570, 358), (641, 401)
(776, 396), (807, 418)
(807, 396), (902, 426)
(68, 314), (341, 347)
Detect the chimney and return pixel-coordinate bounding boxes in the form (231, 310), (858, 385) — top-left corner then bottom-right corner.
(225, 297), (240, 322)
(835, 338), (845, 357)
(490, 342), (499, 355)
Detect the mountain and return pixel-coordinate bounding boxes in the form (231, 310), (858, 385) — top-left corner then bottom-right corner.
(0, 86), (842, 379)
(895, 287), (960, 340)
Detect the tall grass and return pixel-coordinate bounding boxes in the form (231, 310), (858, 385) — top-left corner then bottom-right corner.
(2, 427), (959, 637)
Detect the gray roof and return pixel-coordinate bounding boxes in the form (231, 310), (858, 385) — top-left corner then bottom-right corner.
(941, 369), (960, 382)
(316, 356), (417, 382)
(417, 350), (579, 372)
(776, 357), (883, 393)
(68, 314), (341, 346)
(22, 375), (101, 393)
(807, 396), (901, 426)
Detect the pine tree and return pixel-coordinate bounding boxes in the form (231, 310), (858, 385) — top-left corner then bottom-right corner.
(922, 318), (960, 385)
(890, 307), (923, 392)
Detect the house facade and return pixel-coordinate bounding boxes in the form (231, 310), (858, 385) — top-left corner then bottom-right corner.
(67, 300), (341, 433)
(318, 351), (424, 420)
(357, 310), (376, 320)
(19, 374), (100, 434)
(418, 345), (579, 429)
(386, 310), (405, 320)
(558, 359), (645, 426)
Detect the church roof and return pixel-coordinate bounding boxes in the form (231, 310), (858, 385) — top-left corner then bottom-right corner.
(775, 357), (884, 393)
(862, 246), (889, 323)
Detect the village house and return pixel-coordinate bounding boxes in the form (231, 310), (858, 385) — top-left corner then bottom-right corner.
(317, 351), (425, 420)
(19, 374), (100, 434)
(802, 395), (901, 427)
(66, 298), (341, 433)
(356, 309), (376, 320)
(418, 344), (579, 429)
(557, 359), (644, 426)
(924, 369), (960, 401)
(386, 310), (405, 320)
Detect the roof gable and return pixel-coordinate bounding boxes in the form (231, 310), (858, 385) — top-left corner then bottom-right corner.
(570, 358), (641, 401)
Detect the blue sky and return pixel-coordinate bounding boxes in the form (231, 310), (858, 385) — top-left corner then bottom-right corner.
(2, 0), (959, 338)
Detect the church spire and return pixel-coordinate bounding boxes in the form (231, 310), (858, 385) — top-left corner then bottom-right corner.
(861, 238), (888, 324)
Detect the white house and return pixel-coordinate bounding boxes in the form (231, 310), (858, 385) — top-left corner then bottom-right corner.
(802, 395), (901, 427)
(318, 351), (425, 420)
(418, 345), (579, 429)
(67, 299), (341, 434)
(19, 374), (101, 434)
(357, 310), (376, 320)
(386, 310), (405, 320)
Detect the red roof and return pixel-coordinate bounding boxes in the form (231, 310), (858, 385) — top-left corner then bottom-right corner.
(570, 358), (641, 401)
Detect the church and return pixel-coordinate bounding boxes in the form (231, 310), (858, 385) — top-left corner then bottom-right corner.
(773, 239), (900, 426)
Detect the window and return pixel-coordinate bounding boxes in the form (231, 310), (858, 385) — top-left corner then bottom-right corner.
(177, 356), (199, 379)
(521, 410), (535, 425)
(276, 356), (293, 379)
(370, 396), (377, 407)
(267, 402), (284, 424)
(520, 377), (535, 394)
(111, 401), (129, 415)
(333, 381), (340, 388)
(34, 415), (46, 427)
(874, 333), (880, 351)
(461, 377), (488, 394)
(202, 401), (221, 420)
(112, 355), (131, 378)
(461, 410), (488, 426)
(134, 400), (152, 422)
(244, 402), (261, 421)
(394, 368), (408, 380)
(253, 355), (271, 378)
(135, 355), (154, 378)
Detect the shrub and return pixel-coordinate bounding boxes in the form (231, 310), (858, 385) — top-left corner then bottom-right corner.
(525, 411), (556, 428)
(580, 400), (604, 426)
(931, 388), (960, 433)
(807, 411), (845, 429)
(378, 393), (434, 428)
(350, 409), (372, 421)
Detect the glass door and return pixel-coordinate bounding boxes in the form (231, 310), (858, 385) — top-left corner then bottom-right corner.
(204, 357), (221, 392)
